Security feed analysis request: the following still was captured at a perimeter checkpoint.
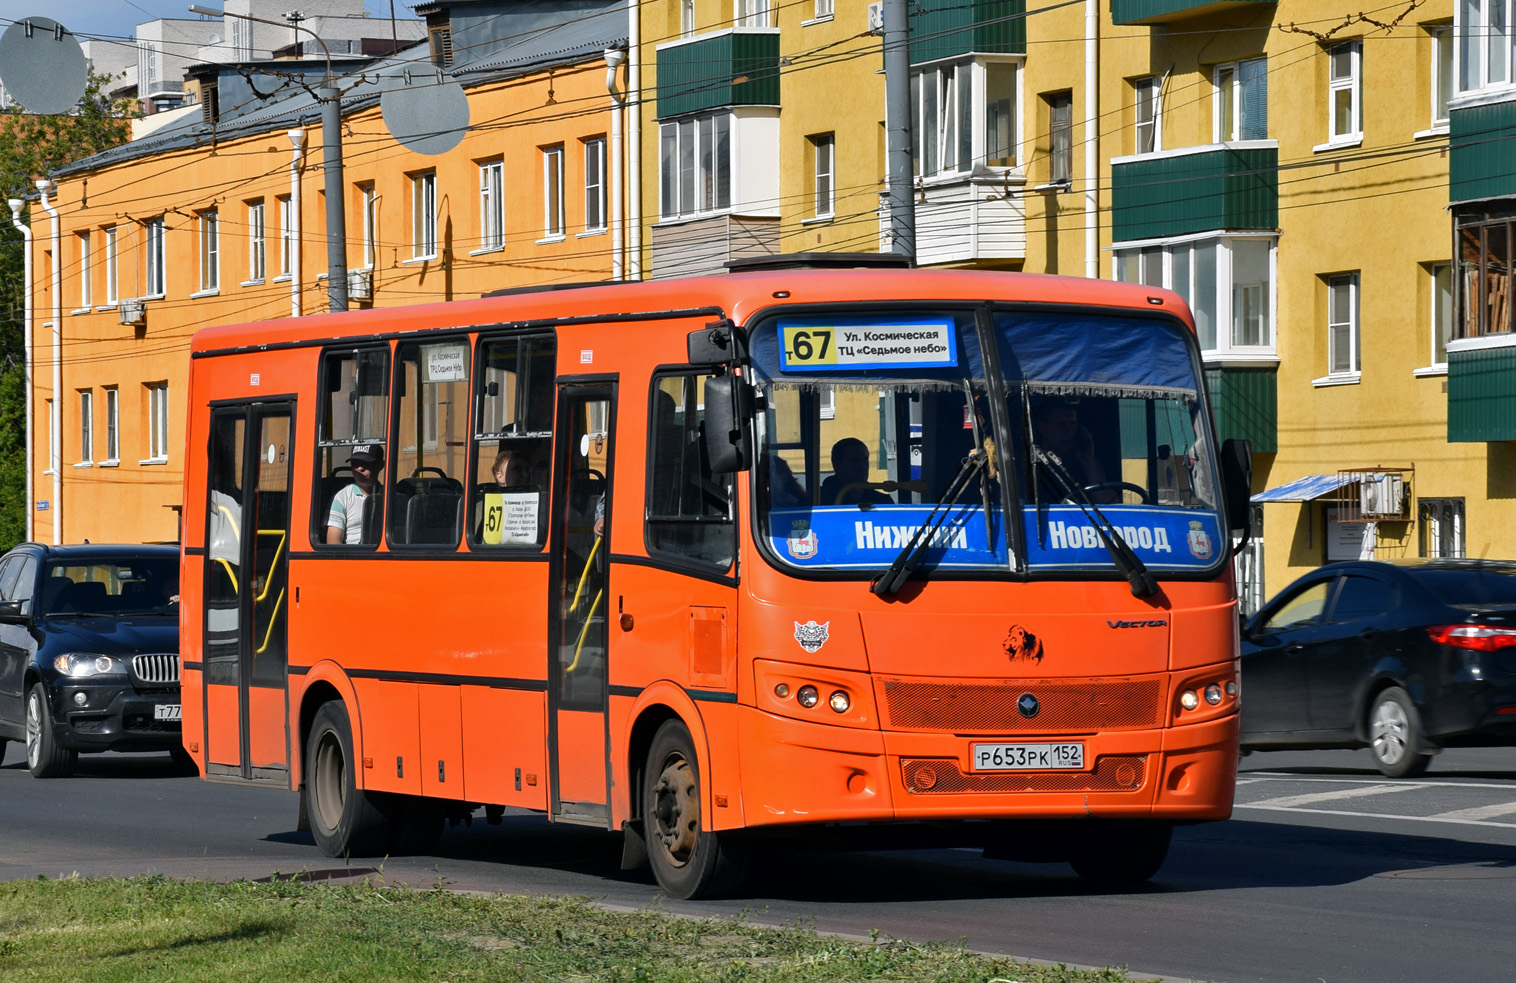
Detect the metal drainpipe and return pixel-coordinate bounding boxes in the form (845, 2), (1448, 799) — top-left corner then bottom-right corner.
(37, 180), (60, 544)
(8, 198), (34, 543)
(628, 1), (642, 279)
(289, 129), (306, 316)
(1084, 0), (1099, 279)
(605, 48), (626, 281)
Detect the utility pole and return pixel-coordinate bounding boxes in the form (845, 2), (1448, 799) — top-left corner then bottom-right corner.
(882, 0), (915, 262)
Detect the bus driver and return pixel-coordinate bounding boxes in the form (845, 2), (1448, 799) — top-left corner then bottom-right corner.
(326, 444), (383, 544)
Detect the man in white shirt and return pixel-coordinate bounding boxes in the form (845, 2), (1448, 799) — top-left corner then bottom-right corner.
(326, 444), (383, 544)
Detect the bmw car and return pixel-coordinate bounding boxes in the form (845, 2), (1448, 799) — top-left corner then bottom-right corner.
(1240, 559), (1516, 777)
(0, 543), (182, 778)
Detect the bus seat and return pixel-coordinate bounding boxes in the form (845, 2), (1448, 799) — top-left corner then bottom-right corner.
(360, 487), (384, 545)
(316, 467), (353, 530)
(403, 479), (462, 545)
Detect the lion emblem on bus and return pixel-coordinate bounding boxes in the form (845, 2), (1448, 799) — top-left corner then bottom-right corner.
(1002, 624), (1044, 664)
(794, 620), (829, 653)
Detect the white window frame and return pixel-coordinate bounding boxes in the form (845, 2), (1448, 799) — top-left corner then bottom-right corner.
(145, 217), (166, 298)
(247, 201), (265, 283)
(104, 226), (118, 305)
(542, 146), (565, 240)
(412, 172), (438, 259)
(1134, 76), (1162, 154)
(361, 184), (378, 269)
(145, 382), (169, 464)
(1431, 24), (1454, 130)
(910, 57), (1021, 180)
(1214, 58), (1268, 143)
(197, 209), (219, 294)
(1457, 0), (1516, 94)
(813, 0), (834, 19)
(1112, 234), (1279, 359)
(1419, 497), (1466, 558)
(736, 0), (770, 28)
(104, 386), (119, 464)
(1326, 40), (1363, 146)
(277, 195), (293, 278)
(479, 161), (504, 251)
(658, 112), (733, 220)
(77, 390), (93, 466)
(1049, 91), (1072, 185)
(1426, 261), (1455, 372)
(75, 232), (91, 311)
(812, 133), (834, 218)
(1325, 273), (1361, 382)
(583, 138), (606, 234)
(681, 0), (695, 36)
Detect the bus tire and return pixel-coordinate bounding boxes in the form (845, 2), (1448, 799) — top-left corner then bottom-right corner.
(306, 701), (390, 857)
(1068, 822), (1172, 888)
(644, 719), (748, 900)
(26, 683), (77, 779)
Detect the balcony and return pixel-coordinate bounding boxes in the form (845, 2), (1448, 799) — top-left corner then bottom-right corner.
(1204, 365), (1276, 453)
(878, 168), (1027, 266)
(1448, 342), (1516, 442)
(650, 215), (780, 279)
(1110, 0), (1274, 26)
(910, 0), (1024, 65)
(1111, 143), (1277, 242)
(1450, 98), (1516, 203)
(655, 29), (779, 119)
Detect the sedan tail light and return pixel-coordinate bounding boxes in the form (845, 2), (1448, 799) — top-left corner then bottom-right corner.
(1427, 624), (1516, 651)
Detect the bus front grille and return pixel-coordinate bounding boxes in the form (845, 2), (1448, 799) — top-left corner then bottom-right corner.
(901, 755), (1146, 794)
(877, 678), (1162, 733)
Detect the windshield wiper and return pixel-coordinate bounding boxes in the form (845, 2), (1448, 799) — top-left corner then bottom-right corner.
(1033, 448), (1159, 599)
(871, 448), (987, 598)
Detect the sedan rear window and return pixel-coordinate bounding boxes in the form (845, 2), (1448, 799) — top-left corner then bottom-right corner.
(1414, 568), (1516, 606)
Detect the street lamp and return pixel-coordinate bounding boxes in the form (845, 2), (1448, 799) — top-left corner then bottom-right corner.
(188, 4), (348, 312)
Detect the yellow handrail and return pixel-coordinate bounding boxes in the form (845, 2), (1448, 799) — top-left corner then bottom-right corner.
(213, 557), (238, 593)
(253, 529), (287, 604)
(563, 589), (604, 673)
(568, 534), (603, 613)
(256, 587), (286, 656)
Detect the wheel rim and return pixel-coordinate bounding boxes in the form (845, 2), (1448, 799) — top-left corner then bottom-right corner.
(650, 754), (699, 868)
(312, 731), (347, 832)
(25, 691), (41, 768)
(1370, 699), (1409, 765)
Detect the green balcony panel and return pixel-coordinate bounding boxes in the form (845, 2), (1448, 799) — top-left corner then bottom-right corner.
(1448, 345), (1516, 442)
(1450, 100), (1516, 203)
(910, 0), (1024, 65)
(1204, 365), (1277, 453)
(657, 31), (780, 119)
(1112, 146), (1277, 242)
(1110, 0), (1274, 25)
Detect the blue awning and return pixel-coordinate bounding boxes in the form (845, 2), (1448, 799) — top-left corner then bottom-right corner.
(1251, 473), (1356, 503)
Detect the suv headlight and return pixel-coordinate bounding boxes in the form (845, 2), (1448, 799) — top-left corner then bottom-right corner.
(53, 654), (126, 677)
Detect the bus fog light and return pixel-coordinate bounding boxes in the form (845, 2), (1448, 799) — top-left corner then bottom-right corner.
(828, 690), (850, 713)
(1225, 681), (1237, 696)
(1204, 685), (1223, 705)
(797, 685), (819, 708)
(774, 683), (790, 699)
(1179, 690), (1199, 711)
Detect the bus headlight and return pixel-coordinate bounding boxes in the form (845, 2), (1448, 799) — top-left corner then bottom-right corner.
(797, 685), (819, 708)
(1179, 690), (1200, 711)
(828, 690), (850, 713)
(1204, 684), (1223, 706)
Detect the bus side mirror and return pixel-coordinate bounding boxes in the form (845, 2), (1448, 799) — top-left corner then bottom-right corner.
(1220, 437), (1253, 538)
(688, 319), (746, 365)
(703, 374), (752, 473)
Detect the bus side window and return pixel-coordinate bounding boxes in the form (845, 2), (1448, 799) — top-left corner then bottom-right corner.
(468, 333), (555, 549)
(646, 372), (734, 570)
(389, 339), (470, 548)
(312, 347), (389, 548)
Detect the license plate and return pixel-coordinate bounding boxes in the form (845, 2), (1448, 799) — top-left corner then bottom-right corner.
(972, 742), (1084, 771)
(154, 704), (181, 721)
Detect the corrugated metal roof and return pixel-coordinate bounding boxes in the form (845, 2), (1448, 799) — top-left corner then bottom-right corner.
(1251, 473), (1356, 503)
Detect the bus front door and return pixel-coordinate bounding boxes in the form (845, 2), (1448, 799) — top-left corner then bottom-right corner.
(202, 402), (295, 782)
(548, 385), (614, 824)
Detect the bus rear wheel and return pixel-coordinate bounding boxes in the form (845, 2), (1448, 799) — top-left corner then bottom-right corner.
(306, 701), (390, 857)
(644, 720), (748, 899)
(1068, 822), (1172, 888)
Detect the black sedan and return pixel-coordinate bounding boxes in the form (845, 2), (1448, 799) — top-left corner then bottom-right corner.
(0, 543), (182, 778)
(1240, 559), (1516, 777)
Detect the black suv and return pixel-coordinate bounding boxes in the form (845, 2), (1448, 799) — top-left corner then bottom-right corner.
(0, 543), (182, 778)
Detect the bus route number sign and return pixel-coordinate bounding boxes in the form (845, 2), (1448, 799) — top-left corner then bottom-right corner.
(777, 317), (957, 372)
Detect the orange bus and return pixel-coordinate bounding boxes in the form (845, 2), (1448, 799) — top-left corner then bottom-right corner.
(179, 265), (1252, 898)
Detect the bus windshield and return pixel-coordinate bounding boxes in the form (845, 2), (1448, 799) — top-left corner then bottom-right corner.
(751, 307), (1225, 578)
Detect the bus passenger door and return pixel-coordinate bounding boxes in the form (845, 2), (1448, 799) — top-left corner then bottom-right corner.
(203, 402), (295, 782)
(548, 384), (614, 824)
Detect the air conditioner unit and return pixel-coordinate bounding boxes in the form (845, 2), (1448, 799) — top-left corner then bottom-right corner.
(866, 1), (883, 34)
(347, 267), (373, 301)
(119, 298), (145, 326)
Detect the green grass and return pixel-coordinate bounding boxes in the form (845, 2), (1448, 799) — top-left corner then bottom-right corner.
(0, 874), (1137, 983)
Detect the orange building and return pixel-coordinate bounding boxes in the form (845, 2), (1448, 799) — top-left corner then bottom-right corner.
(26, 0), (630, 545)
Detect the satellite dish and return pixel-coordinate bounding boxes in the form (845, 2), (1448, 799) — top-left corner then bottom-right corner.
(380, 69), (469, 155)
(0, 17), (88, 115)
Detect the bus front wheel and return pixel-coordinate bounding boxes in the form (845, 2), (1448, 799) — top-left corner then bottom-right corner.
(644, 720), (748, 899)
(1068, 822), (1172, 888)
(306, 701), (390, 857)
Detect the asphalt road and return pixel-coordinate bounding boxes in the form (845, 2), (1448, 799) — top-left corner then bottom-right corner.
(2, 743), (1514, 983)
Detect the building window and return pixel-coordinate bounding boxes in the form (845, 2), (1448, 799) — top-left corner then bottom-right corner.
(104, 387), (119, 464)
(1048, 91), (1072, 185)
(361, 184), (378, 268)
(146, 382), (169, 463)
(1114, 237), (1277, 356)
(1215, 58), (1268, 142)
(277, 195), (293, 276)
(78, 390), (93, 465)
(1327, 273), (1361, 378)
(1431, 261), (1454, 366)
(1419, 498), (1466, 557)
(248, 200), (265, 282)
(479, 161), (504, 251)
(1457, 1), (1515, 92)
(1431, 24), (1454, 128)
(75, 232), (91, 309)
(1134, 76), (1161, 154)
(583, 138), (606, 233)
(412, 171), (437, 259)
(428, 24), (453, 68)
(1328, 41), (1362, 143)
(814, 0), (833, 18)
(1455, 207), (1516, 339)
(681, 0), (695, 36)
(542, 146), (565, 239)
(145, 217), (165, 297)
(912, 62), (972, 176)
(736, 0), (769, 28)
(659, 112), (731, 219)
(104, 227), (118, 305)
(198, 210), (219, 292)
(811, 133), (834, 218)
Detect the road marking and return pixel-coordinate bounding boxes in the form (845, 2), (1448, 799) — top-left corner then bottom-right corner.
(1243, 771), (1516, 791)
(1430, 802), (1516, 821)
(1236, 803), (1516, 829)
(1246, 783), (1411, 809)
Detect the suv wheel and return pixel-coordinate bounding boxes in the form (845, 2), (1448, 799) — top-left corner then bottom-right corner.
(26, 682), (77, 779)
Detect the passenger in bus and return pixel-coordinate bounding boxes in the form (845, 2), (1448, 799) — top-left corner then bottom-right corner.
(1031, 398), (1116, 504)
(491, 447), (536, 489)
(325, 444), (383, 544)
(819, 437), (892, 507)
(765, 454), (808, 509)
